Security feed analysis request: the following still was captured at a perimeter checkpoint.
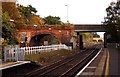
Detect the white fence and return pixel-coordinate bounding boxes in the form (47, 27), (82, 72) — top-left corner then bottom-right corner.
(20, 44), (72, 55)
(4, 45), (24, 62)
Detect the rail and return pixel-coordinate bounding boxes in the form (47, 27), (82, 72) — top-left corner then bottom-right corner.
(20, 44), (72, 55)
(24, 45), (101, 77)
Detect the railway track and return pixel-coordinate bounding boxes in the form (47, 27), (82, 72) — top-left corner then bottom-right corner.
(24, 45), (102, 77)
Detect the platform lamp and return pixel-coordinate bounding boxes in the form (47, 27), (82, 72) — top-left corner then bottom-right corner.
(117, 29), (120, 47)
(59, 30), (62, 44)
(9, 19), (15, 45)
(49, 27), (52, 45)
(65, 5), (69, 23)
(34, 24), (38, 46)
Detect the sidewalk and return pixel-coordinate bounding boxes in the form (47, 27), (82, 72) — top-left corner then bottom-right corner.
(107, 43), (120, 76)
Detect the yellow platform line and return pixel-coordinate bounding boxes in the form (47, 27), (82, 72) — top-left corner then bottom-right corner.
(105, 48), (110, 77)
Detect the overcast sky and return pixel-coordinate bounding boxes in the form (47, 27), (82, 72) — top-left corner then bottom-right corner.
(17, 0), (116, 24)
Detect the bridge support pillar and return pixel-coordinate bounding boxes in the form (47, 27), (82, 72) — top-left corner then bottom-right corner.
(77, 32), (80, 50)
(80, 35), (84, 50)
(104, 33), (107, 48)
(77, 32), (84, 50)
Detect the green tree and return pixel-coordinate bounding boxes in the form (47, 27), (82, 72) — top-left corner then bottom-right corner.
(44, 15), (63, 25)
(2, 2), (26, 29)
(104, 1), (120, 42)
(2, 12), (12, 40)
(92, 32), (100, 38)
(2, 12), (17, 44)
(17, 4), (37, 25)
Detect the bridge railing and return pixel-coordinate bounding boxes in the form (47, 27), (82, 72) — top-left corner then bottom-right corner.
(20, 44), (72, 55)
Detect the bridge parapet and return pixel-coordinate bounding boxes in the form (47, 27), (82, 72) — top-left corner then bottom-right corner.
(74, 24), (107, 32)
(19, 25), (74, 30)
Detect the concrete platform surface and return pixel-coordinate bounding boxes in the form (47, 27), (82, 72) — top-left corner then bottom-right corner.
(0, 61), (30, 70)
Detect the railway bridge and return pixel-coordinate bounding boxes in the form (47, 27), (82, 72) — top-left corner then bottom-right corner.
(74, 24), (107, 32)
(16, 25), (74, 47)
(74, 24), (107, 49)
(16, 24), (107, 48)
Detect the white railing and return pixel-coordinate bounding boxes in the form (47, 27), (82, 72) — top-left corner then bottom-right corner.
(4, 45), (24, 62)
(20, 44), (72, 55)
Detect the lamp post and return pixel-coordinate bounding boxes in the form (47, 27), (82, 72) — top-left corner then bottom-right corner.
(9, 19), (15, 45)
(49, 28), (52, 45)
(65, 5), (69, 23)
(59, 30), (62, 44)
(34, 24), (37, 46)
(117, 29), (120, 47)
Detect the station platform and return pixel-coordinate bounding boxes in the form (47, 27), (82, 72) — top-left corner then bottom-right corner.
(107, 43), (120, 76)
(0, 61), (31, 70)
(75, 43), (120, 76)
(76, 47), (109, 76)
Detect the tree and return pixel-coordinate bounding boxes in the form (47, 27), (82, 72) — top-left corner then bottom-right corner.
(2, 2), (27, 44)
(2, 12), (17, 44)
(29, 15), (44, 26)
(44, 15), (63, 25)
(2, 2), (26, 29)
(2, 2), (20, 20)
(2, 12), (12, 40)
(17, 4), (45, 26)
(104, 1), (120, 42)
(80, 32), (93, 47)
(92, 32), (100, 38)
(17, 4), (37, 25)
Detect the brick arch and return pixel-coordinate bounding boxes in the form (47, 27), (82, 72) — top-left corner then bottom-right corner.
(29, 33), (60, 46)
(16, 25), (74, 46)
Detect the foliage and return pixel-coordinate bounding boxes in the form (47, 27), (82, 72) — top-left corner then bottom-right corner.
(2, 12), (12, 40)
(29, 15), (44, 26)
(104, 1), (120, 42)
(18, 5), (37, 16)
(2, 2), (20, 20)
(105, 2), (120, 27)
(2, 2), (26, 28)
(2, 40), (8, 47)
(2, 2), (27, 45)
(92, 32), (100, 38)
(17, 4), (37, 24)
(63, 22), (72, 26)
(17, 4), (45, 26)
(80, 32), (93, 47)
(44, 15), (63, 25)
(39, 34), (59, 45)
(2, 12), (18, 45)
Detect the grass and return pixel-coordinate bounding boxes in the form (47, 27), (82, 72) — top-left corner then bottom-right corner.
(25, 49), (77, 65)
